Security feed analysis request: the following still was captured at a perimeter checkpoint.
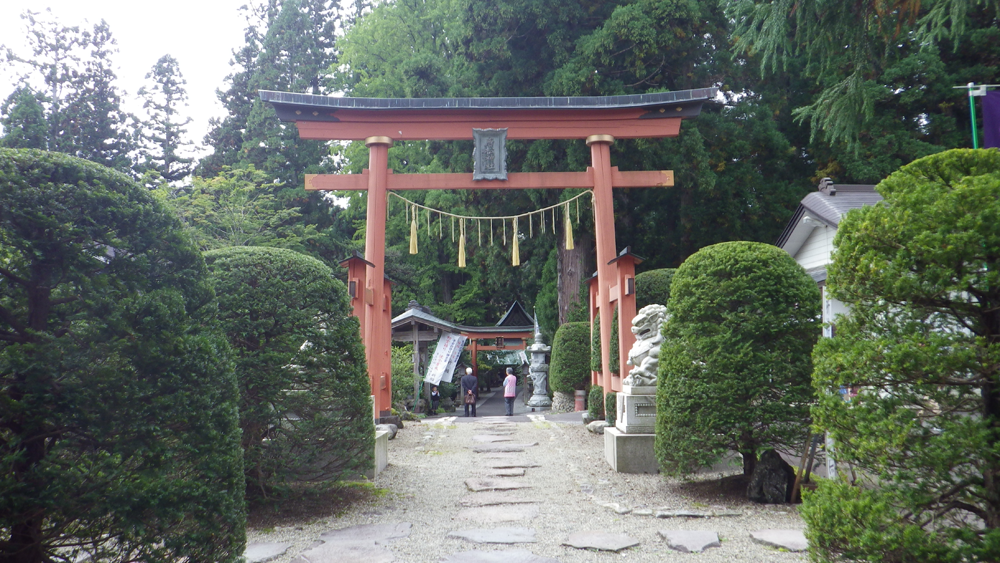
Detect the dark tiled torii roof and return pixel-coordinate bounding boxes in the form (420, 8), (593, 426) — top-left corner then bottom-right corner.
(259, 89), (719, 118)
(776, 179), (882, 253)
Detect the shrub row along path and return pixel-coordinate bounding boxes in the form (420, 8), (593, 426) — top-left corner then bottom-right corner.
(246, 388), (809, 562)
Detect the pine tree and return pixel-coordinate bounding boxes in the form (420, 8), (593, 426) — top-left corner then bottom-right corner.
(3, 11), (136, 174)
(0, 87), (47, 149)
(138, 55), (194, 183)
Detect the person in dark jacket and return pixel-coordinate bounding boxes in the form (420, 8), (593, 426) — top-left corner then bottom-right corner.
(460, 367), (478, 417)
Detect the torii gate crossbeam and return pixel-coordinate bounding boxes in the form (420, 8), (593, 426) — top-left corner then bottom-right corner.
(262, 89), (716, 418)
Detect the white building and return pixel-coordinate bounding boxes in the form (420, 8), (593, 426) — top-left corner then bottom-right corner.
(776, 178), (881, 338)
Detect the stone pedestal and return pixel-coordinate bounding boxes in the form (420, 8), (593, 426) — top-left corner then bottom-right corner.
(605, 428), (658, 473)
(606, 384), (658, 473)
(615, 387), (656, 434)
(370, 429), (389, 479)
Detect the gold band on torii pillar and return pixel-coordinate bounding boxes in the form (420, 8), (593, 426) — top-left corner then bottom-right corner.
(586, 134), (615, 146)
(365, 136), (393, 146)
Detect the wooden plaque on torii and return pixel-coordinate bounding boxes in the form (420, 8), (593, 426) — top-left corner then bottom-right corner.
(262, 88), (716, 418)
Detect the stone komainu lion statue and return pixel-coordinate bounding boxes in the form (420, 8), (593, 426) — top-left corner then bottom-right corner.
(622, 304), (668, 387)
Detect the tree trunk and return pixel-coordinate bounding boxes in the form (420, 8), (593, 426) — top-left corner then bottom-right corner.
(557, 235), (592, 324)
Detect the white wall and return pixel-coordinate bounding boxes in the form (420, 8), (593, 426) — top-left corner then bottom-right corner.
(794, 225), (835, 271)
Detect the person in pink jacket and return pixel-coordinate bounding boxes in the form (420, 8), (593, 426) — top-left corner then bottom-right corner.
(503, 367), (518, 416)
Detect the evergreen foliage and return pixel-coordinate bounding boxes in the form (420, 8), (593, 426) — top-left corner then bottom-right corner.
(605, 391), (617, 425)
(0, 149), (245, 562)
(590, 315), (601, 372)
(2, 12), (136, 174)
(588, 385), (605, 420)
(635, 268), (675, 310)
(204, 246), (373, 496)
(549, 322), (592, 395)
(391, 343), (416, 407)
(726, 0), (1000, 182)
(610, 309), (620, 374)
(804, 149), (1000, 561)
(137, 55), (194, 183)
(0, 87), (47, 150)
(655, 241), (820, 477)
(155, 165), (316, 251)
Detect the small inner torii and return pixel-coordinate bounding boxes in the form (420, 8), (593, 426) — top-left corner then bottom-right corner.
(262, 88), (716, 418)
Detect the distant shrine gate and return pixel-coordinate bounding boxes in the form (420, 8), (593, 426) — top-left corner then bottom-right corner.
(262, 89), (716, 418)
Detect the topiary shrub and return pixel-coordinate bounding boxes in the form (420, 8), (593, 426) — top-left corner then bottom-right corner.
(588, 385), (605, 420)
(801, 480), (953, 563)
(806, 149), (1000, 561)
(391, 343), (415, 408)
(605, 391), (617, 425)
(205, 246), (373, 496)
(590, 312), (620, 374)
(590, 316), (601, 372)
(656, 241), (820, 477)
(635, 268), (675, 310)
(0, 149), (245, 561)
(550, 322), (591, 395)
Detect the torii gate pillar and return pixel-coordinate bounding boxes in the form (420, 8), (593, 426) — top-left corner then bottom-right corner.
(364, 136), (393, 417)
(589, 135), (618, 394)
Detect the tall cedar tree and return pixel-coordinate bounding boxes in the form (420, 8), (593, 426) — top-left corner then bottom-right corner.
(803, 149), (1000, 562)
(137, 55), (194, 183)
(726, 0), (1000, 182)
(199, 0), (356, 267)
(655, 241), (820, 477)
(2, 12), (136, 174)
(0, 149), (246, 562)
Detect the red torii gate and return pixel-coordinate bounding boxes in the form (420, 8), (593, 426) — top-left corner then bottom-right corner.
(262, 89), (716, 418)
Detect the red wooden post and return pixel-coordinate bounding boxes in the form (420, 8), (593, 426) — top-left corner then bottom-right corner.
(610, 250), (642, 379)
(589, 135), (619, 393)
(365, 136), (392, 418)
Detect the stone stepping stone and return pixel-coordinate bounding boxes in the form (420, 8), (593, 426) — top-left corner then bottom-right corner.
(658, 530), (721, 553)
(290, 543), (394, 563)
(484, 468), (525, 477)
(473, 435), (514, 443)
(465, 478), (530, 491)
(460, 493), (541, 507)
(473, 443), (537, 453)
(447, 527), (536, 544)
(654, 508), (744, 518)
(562, 532), (639, 552)
(485, 461), (540, 469)
(439, 549), (560, 563)
(750, 529), (808, 552)
(245, 542), (291, 563)
(318, 522), (412, 544)
(455, 504), (540, 523)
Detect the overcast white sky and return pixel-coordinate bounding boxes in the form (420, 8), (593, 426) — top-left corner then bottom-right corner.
(1, 0), (253, 157)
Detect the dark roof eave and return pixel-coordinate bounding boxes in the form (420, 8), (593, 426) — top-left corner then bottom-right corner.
(259, 89), (718, 118)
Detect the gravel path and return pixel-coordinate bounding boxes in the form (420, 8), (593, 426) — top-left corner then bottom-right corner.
(247, 414), (809, 562)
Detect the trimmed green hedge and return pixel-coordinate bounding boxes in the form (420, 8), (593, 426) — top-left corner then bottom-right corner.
(635, 268), (675, 310)
(605, 391), (617, 425)
(588, 385), (605, 420)
(589, 310), (619, 373)
(205, 246), (373, 495)
(550, 322), (591, 395)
